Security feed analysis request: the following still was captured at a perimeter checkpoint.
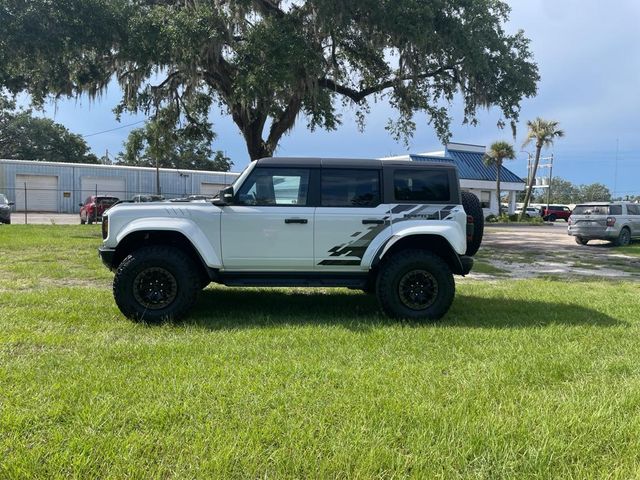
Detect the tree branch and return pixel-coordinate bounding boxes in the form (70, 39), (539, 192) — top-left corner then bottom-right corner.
(318, 65), (456, 103)
(266, 94), (302, 151)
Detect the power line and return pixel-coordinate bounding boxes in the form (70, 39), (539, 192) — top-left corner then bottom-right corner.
(82, 120), (146, 138)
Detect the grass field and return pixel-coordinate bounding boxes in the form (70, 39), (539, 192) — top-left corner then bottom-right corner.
(1, 226), (640, 478)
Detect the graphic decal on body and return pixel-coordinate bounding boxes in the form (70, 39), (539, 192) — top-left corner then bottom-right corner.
(317, 204), (462, 266)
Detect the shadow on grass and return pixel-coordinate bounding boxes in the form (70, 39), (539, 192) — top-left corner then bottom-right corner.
(177, 288), (623, 330)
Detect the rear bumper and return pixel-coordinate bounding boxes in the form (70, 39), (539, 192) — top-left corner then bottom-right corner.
(98, 247), (116, 270)
(568, 226), (617, 239)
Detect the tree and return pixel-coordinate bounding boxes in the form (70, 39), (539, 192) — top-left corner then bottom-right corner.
(118, 103), (233, 173)
(0, 93), (98, 163)
(519, 118), (564, 220)
(0, 0), (539, 161)
(578, 183), (611, 203)
(483, 141), (516, 215)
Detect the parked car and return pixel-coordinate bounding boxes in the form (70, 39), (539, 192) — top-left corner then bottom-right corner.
(79, 196), (119, 224)
(568, 202), (640, 246)
(0, 193), (14, 224)
(514, 206), (541, 217)
(540, 205), (572, 222)
(131, 194), (164, 202)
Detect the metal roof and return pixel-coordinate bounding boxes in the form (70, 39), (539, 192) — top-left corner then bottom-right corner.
(410, 149), (524, 184)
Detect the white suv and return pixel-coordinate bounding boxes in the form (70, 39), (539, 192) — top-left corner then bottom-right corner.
(99, 158), (483, 322)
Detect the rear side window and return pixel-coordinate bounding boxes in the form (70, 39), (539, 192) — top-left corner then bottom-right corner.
(626, 204), (639, 215)
(573, 205), (619, 215)
(321, 169), (380, 207)
(394, 169), (450, 202)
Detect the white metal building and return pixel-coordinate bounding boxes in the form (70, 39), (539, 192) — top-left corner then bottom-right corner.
(0, 159), (238, 213)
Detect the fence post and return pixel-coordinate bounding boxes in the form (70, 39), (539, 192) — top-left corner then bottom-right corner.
(23, 182), (27, 225)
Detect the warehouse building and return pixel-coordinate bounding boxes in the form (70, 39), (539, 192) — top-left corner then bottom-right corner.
(0, 159), (238, 213)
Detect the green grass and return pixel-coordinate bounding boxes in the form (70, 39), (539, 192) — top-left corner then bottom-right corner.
(1, 226), (640, 478)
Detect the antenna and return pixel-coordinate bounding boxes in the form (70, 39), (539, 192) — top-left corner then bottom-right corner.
(613, 138), (619, 198)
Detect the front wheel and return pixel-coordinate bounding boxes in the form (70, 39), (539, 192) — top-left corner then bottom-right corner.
(113, 246), (200, 322)
(376, 250), (455, 321)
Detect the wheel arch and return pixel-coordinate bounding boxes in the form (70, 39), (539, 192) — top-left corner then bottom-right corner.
(372, 234), (467, 275)
(113, 230), (213, 283)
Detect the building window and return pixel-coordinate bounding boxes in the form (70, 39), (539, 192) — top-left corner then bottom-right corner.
(480, 191), (491, 209)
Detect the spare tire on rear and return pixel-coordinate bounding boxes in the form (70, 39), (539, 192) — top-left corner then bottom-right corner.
(461, 191), (484, 256)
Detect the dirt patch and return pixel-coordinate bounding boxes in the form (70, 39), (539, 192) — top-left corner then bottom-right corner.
(467, 224), (639, 281)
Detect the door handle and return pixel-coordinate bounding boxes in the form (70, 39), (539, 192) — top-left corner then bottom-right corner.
(285, 218), (308, 224)
(362, 219), (384, 225)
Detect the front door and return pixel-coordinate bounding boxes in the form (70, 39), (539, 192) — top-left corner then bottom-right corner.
(221, 167), (314, 270)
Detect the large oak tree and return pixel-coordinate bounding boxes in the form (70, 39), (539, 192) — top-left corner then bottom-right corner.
(0, 0), (539, 160)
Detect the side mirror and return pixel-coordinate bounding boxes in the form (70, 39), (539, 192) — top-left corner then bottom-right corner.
(213, 186), (234, 207)
(8, 202), (14, 206)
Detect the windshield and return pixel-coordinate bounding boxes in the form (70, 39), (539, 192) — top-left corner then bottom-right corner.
(573, 205), (614, 215)
(0, 194), (7, 205)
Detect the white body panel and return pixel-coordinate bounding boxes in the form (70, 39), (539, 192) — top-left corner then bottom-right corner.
(221, 206), (315, 270)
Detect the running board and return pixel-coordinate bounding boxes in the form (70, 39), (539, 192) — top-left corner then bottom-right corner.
(217, 272), (368, 288)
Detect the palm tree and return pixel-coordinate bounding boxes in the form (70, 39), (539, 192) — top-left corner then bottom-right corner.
(484, 141), (516, 216)
(520, 118), (565, 221)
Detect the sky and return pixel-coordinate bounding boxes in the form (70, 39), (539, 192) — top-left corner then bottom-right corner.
(37, 0), (640, 198)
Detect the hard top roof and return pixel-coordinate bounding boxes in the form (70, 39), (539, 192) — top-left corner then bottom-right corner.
(255, 157), (456, 169)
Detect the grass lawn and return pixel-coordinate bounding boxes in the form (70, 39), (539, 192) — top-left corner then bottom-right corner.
(1, 226), (640, 478)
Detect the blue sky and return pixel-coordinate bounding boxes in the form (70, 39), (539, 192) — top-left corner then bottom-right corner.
(39, 0), (640, 197)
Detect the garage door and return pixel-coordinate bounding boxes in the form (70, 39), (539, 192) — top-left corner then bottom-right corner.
(80, 176), (126, 202)
(200, 182), (227, 196)
(15, 174), (59, 212)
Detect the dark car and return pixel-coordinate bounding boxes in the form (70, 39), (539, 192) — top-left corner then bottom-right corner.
(0, 193), (14, 224)
(80, 195), (119, 224)
(541, 204), (572, 222)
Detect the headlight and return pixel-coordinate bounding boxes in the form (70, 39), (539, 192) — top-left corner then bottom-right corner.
(102, 215), (109, 239)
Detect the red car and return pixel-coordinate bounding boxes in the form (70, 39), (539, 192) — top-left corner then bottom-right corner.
(540, 204), (572, 222)
(79, 196), (119, 224)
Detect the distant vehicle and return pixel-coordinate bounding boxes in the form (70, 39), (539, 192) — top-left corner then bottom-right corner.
(514, 206), (541, 218)
(541, 205), (572, 222)
(568, 202), (640, 246)
(131, 194), (164, 202)
(79, 195), (119, 224)
(0, 193), (14, 224)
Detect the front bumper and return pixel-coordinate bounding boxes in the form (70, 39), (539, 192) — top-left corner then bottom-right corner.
(98, 247), (116, 270)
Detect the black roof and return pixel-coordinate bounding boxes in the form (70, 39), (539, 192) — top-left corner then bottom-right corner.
(256, 157), (456, 169)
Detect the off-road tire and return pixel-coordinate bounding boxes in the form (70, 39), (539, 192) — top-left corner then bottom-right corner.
(376, 249), (455, 321)
(113, 245), (200, 322)
(461, 191), (484, 256)
(575, 236), (588, 246)
(615, 228), (631, 247)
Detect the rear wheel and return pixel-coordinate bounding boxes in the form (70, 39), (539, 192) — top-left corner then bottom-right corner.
(461, 191), (484, 256)
(113, 246), (200, 322)
(376, 249), (455, 321)
(615, 228), (631, 247)
(575, 236), (588, 245)
(548, 214), (556, 222)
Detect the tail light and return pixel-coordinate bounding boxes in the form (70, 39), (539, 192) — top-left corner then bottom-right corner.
(606, 216), (616, 227)
(466, 214), (474, 242)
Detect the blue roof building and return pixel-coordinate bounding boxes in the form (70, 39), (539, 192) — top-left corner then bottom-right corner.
(384, 142), (525, 215)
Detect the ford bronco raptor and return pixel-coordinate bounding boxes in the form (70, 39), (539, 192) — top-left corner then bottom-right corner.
(99, 158), (483, 322)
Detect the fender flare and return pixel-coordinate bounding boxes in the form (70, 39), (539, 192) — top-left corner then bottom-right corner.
(115, 217), (222, 268)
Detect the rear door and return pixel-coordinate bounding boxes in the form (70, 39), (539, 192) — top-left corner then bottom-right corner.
(626, 204), (640, 236)
(571, 204), (610, 234)
(314, 168), (389, 269)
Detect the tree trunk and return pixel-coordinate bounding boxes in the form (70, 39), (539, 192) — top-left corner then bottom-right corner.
(519, 144), (542, 221)
(496, 161), (502, 216)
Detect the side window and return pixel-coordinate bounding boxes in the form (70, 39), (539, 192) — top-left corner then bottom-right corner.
(609, 205), (623, 215)
(627, 204), (639, 215)
(235, 168), (310, 206)
(321, 169), (380, 207)
(394, 169), (451, 202)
